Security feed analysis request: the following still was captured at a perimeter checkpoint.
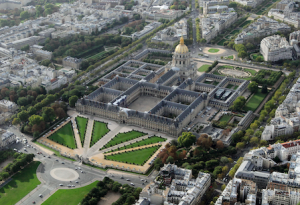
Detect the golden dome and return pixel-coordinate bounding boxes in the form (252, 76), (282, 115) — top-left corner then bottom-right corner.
(175, 36), (189, 54)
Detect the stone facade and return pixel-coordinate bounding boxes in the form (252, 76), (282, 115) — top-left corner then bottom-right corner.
(260, 35), (293, 61)
(76, 41), (249, 136)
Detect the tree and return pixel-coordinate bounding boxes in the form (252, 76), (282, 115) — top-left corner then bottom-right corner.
(262, 84), (268, 94)
(216, 140), (224, 149)
(166, 156), (174, 164)
(250, 137), (259, 145)
(236, 142), (245, 149)
(42, 107), (56, 123)
(231, 96), (246, 111)
(220, 157), (229, 164)
(12, 118), (21, 125)
(21, 45), (29, 51)
(260, 140), (268, 146)
(248, 81), (258, 93)
(17, 97), (28, 106)
(250, 122), (258, 130)
(238, 51), (247, 58)
(18, 110), (29, 122)
(222, 166), (229, 174)
(69, 96), (78, 107)
(221, 184), (226, 190)
(20, 11), (30, 20)
(178, 132), (196, 147)
(28, 106), (37, 115)
(40, 59), (51, 67)
(28, 115), (43, 126)
(245, 43), (254, 50)
(55, 107), (66, 119)
(170, 139), (178, 146)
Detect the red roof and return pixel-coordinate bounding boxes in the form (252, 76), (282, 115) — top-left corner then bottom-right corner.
(281, 139), (300, 148)
(50, 78), (57, 83)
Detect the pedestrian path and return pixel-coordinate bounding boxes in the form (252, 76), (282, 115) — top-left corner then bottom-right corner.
(83, 118), (94, 157)
(71, 118), (83, 151)
(86, 124), (124, 157)
(99, 135), (149, 153)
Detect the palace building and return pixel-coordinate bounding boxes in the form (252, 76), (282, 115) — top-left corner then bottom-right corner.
(76, 38), (249, 136)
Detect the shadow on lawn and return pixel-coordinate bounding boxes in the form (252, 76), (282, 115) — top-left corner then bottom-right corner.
(0, 161), (39, 194)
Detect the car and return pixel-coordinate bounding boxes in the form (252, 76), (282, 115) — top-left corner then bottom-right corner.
(72, 185), (75, 187)
(24, 148), (26, 151)
(62, 162), (64, 164)
(78, 167), (81, 170)
(75, 181), (79, 183)
(48, 156), (51, 158)
(120, 176), (124, 179)
(130, 183), (135, 186)
(32, 201), (35, 204)
(81, 171), (83, 173)
(59, 184), (63, 186)
(56, 159), (58, 161)
(39, 194), (42, 197)
(27, 145), (30, 147)
(67, 185), (71, 187)
(141, 179), (144, 181)
(13, 148), (17, 151)
(126, 179), (130, 181)
(75, 168), (77, 170)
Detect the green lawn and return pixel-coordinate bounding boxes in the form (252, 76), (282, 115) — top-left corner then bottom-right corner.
(109, 136), (166, 153)
(219, 115), (232, 123)
(101, 130), (147, 150)
(198, 64), (211, 72)
(49, 122), (77, 149)
(42, 181), (98, 205)
(105, 146), (160, 165)
(227, 55), (234, 59)
(217, 39), (226, 46)
(219, 65), (234, 69)
(208, 48), (220, 53)
(256, 10), (264, 15)
(226, 84), (234, 89)
(239, 20), (252, 27)
(0, 161), (41, 205)
(90, 121), (110, 147)
(244, 68), (257, 76)
(213, 81), (219, 85)
(76, 116), (88, 146)
(244, 89), (268, 111)
(234, 85), (239, 90)
(229, 30), (240, 35)
(225, 35), (233, 39)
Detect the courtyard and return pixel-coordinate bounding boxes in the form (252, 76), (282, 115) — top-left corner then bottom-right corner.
(128, 96), (162, 112)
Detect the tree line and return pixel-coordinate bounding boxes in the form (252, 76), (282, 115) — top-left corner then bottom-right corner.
(0, 150), (34, 181)
(81, 177), (141, 205)
(251, 70), (282, 85)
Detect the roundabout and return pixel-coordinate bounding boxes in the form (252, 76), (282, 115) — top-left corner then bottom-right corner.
(50, 168), (79, 181)
(202, 47), (227, 55)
